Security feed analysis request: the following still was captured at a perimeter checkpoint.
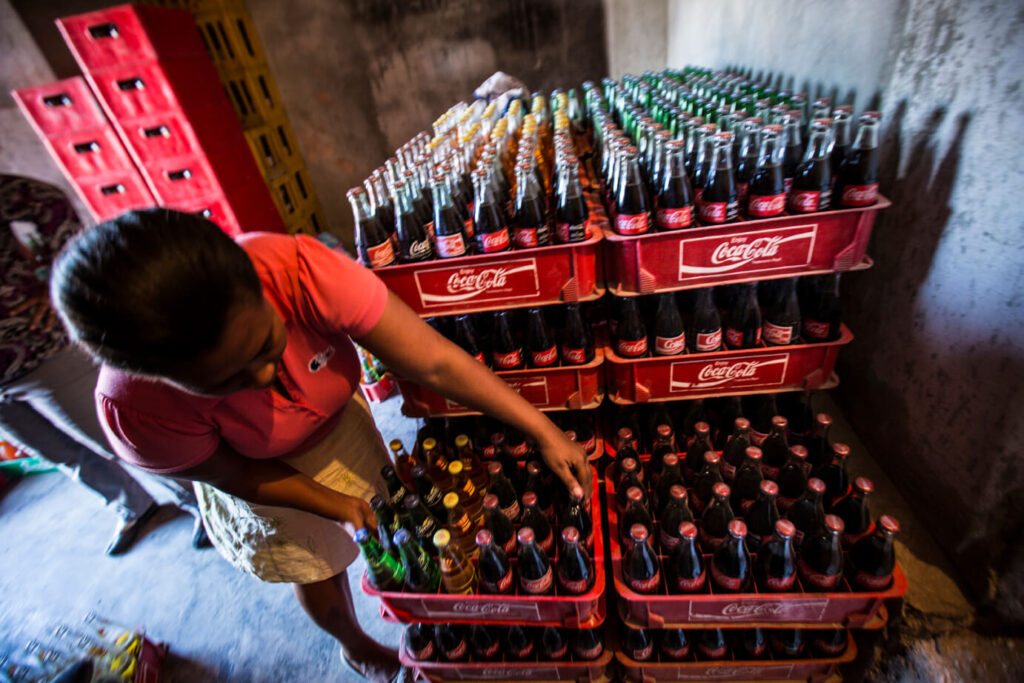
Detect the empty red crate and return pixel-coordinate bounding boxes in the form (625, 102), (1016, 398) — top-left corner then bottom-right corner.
(57, 4), (207, 71)
(44, 124), (137, 180)
(76, 170), (155, 221)
(604, 326), (851, 403)
(603, 197), (889, 295)
(361, 468), (605, 628)
(141, 153), (223, 204)
(84, 57), (229, 122)
(115, 106), (242, 164)
(615, 635), (857, 682)
(603, 475), (906, 629)
(12, 77), (109, 136)
(397, 347), (606, 416)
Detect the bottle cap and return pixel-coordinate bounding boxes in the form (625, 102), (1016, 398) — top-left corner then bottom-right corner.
(771, 415), (788, 428)
(564, 430), (578, 442)
(679, 522), (698, 539)
(713, 482), (731, 498)
(695, 421), (710, 434)
(832, 443), (851, 458)
(403, 494), (421, 509)
(475, 529), (493, 546)
(482, 493), (499, 510)
(443, 492), (460, 509)
(517, 527), (535, 545)
(526, 461), (542, 475)
(735, 417), (751, 429)
(704, 451), (721, 464)
(663, 453), (679, 466)
(486, 461), (502, 475)
(422, 438), (437, 450)
(825, 515), (845, 533)
(657, 424), (673, 436)
(880, 515), (900, 534)
(389, 439), (403, 452)
(670, 485), (687, 501)
(760, 480), (779, 496)
(381, 465), (397, 477)
(728, 520), (748, 538)
(393, 528), (411, 545)
(522, 491), (538, 507)
(626, 486), (644, 503)
(562, 526), (580, 544)
(621, 457), (638, 472)
(745, 446), (763, 461)
(355, 528), (370, 543)
(817, 413), (833, 427)
(630, 524), (649, 542)
(433, 529), (451, 548)
(808, 478), (826, 494)
(790, 445), (808, 459)
(617, 427), (634, 442)
(448, 460), (464, 476)
(455, 434), (470, 448)
(775, 519), (796, 537)
(370, 495), (386, 509)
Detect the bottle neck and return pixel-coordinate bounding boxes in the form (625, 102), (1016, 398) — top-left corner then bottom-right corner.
(757, 135), (783, 166)
(804, 129), (831, 161)
(853, 119), (879, 149)
(662, 147), (687, 188)
(431, 179), (454, 210)
(348, 192), (374, 221)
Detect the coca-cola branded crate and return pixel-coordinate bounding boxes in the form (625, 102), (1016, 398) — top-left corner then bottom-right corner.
(397, 346), (605, 416)
(614, 635), (856, 682)
(375, 231), (605, 316)
(401, 631), (615, 682)
(362, 469), (606, 628)
(603, 475), (906, 629)
(604, 326), (851, 403)
(603, 197), (889, 295)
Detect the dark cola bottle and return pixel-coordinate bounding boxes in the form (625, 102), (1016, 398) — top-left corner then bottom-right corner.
(564, 490), (595, 554)
(650, 425), (677, 484)
(655, 454), (686, 517)
(738, 628), (768, 659)
(817, 442), (853, 506)
(557, 526), (595, 595)
(799, 514), (845, 591)
(469, 623), (501, 661)
(803, 273), (843, 343)
(835, 112), (880, 207)
(567, 411), (598, 458)
(689, 287), (723, 353)
(382, 465), (411, 510)
(405, 622), (435, 661)
(476, 528), (514, 595)
(850, 515), (900, 591)
(660, 629), (691, 661)
(521, 492), (554, 556)
(777, 445), (810, 511)
(721, 417), (752, 483)
(366, 169), (396, 250)
(453, 315), (486, 365)
(731, 446), (764, 514)
(525, 307), (558, 368)
(471, 167), (511, 254)
(660, 486), (695, 552)
(560, 303), (594, 365)
(734, 118), (762, 207)
(757, 519), (798, 592)
(806, 412), (834, 472)
(697, 629), (729, 660)
(781, 112), (804, 196)
(699, 133), (739, 224)
(693, 451), (725, 514)
(830, 105), (854, 181)
(789, 119), (833, 213)
(572, 627), (604, 661)
(691, 123), (717, 203)
(743, 393), (778, 446)
(491, 310), (524, 370)
(725, 282), (762, 349)
(486, 462), (520, 522)
(540, 626), (569, 661)
(505, 624), (535, 661)
(653, 292), (686, 356)
(615, 146), (652, 235)
(761, 415), (791, 479)
(746, 124), (787, 218)
(513, 161), (550, 248)
(684, 421), (714, 483)
(770, 629), (806, 659)
(392, 181), (433, 263)
(616, 297), (649, 358)
(700, 482), (735, 551)
(656, 139), (695, 230)
(623, 624), (656, 662)
(711, 520), (752, 593)
(555, 159), (590, 243)
(619, 486), (654, 549)
(669, 521), (707, 593)
(615, 426), (641, 470)
(482, 494), (517, 557)
(348, 187), (396, 268)
(435, 623), (469, 661)
(411, 465), (446, 520)
(813, 628), (850, 658)
(517, 527), (554, 596)
(624, 524), (663, 594)
(834, 477), (875, 547)
(523, 461), (553, 519)
(746, 480), (781, 551)
(787, 477), (827, 546)
(431, 174), (468, 259)
(617, 454), (646, 505)
(763, 278), (801, 346)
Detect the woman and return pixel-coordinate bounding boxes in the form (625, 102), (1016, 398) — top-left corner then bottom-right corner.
(50, 209), (589, 681)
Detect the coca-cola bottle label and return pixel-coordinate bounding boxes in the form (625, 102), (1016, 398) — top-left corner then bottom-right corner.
(725, 326), (760, 347)
(515, 227), (539, 248)
(482, 570), (514, 594)
(698, 641), (728, 659)
(840, 183), (878, 206)
(661, 644), (690, 660)
(510, 441), (529, 458)
(501, 535), (517, 556)
(813, 635), (847, 656)
(788, 189), (822, 213)
(627, 569), (661, 593)
(536, 528), (554, 553)
(841, 523), (875, 548)
(408, 238), (432, 261)
(699, 201), (732, 224)
(798, 558), (841, 590)
(783, 177), (794, 195)
(511, 640), (534, 659)
(462, 218), (475, 239)
(581, 435), (597, 455)
(617, 338), (648, 357)
(444, 639), (467, 660)
(630, 642), (655, 661)
(696, 329), (722, 351)
(471, 352), (486, 364)
(616, 213), (649, 235)
(478, 229), (510, 252)
(763, 572), (797, 591)
(520, 567), (553, 594)
(556, 220), (589, 243)
(803, 317), (832, 340)
(675, 568), (707, 592)
(479, 640), (501, 659)
(436, 232), (467, 258)
(854, 570), (892, 590)
(493, 349), (522, 369)
(656, 206), (693, 229)
(711, 562), (746, 591)
(763, 321), (795, 345)
(747, 193), (786, 217)
(546, 642), (568, 660)
(558, 573), (590, 594)
(655, 333), (686, 355)
(409, 640), (435, 661)
(574, 641), (603, 660)
(561, 345), (588, 365)
(365, 240), (396, 268)
(531, 345), (558, 367)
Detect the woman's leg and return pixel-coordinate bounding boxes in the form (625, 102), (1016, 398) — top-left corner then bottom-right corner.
(293, 572), (400, 682)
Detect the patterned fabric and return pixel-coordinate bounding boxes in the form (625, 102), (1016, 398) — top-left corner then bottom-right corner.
(0, 175), (79, 383)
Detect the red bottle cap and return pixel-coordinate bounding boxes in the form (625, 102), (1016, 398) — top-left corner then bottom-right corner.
(663, 453), (679, 466)
(703, 451), (719, 465)
(679, 522), (698, 539)
(630, 524), (649, 543)
(825, 515), (845, 533)
(833, 443), (851, 457)
(735, 417), (751, 429)
(562, 526), (580, 544)
(712, 482), (731, 498)
(627, 486), (644, 502)
(670, 485), (687, 500)
(775, 519), (796, 537)
(771, 415), (788, 428)
(483, 494), (499, 510)
(657, 424), (673, 437)
(522, 492), (538, 507)
(526, 462), (542, 475)
(695, 422), (710, 434)
(564, 430), (578, 442)
(617, 427), (634, 441)
(622, 457), (638, 472)
(760, 480), (779, 496)
(790, 445), (808, 459)
(486, 461), (502, 475)
(808, 478), (826, 494)
(517, 527), (535, 545)
(854, 477), (874, 493)
(880, 515), (900, 533)
(475, 529), (493, 546)
(728, 520), (748, 538)
(816, 413), (833, 426)
(745, 446), (763, 460)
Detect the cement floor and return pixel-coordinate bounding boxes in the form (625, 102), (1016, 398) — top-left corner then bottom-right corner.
(0, 392), (1020, 681)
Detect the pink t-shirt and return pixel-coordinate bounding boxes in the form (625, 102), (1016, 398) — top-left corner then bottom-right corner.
(96, 233), (389, 474)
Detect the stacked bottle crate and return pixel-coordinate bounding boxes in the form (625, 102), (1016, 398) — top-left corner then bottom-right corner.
(143, 0), (326, 235)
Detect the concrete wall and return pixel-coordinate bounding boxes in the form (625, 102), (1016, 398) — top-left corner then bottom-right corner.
(668, 0), (1024, 619)
(604, 0), (667, 78)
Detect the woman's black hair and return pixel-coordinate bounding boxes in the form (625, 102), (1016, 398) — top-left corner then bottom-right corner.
(50, 208), (262, 376)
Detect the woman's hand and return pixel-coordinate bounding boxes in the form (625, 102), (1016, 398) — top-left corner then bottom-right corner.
(334, 493), (378, 534)
(535, 428), (592, 502)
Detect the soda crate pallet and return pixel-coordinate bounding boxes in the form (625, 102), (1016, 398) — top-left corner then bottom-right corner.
(604, 326), (851, 403)
(602, 196), (889, 295)
(362, 469), (606, 628)
(603, 473), (906, 629)
(397, 345), (606, 416)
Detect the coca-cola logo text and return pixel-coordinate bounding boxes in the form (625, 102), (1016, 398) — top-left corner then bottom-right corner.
(416, 259), (539, 307)
(670, 355), (790, 392)
(688, 597), (829, 621)
(678, 225), (816, 277)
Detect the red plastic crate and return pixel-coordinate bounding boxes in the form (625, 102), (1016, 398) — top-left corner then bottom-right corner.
(76, 170), (156, 221)
(401, 630), (615, 682)
(615, 635), (856, 682)
(375, 232), (605, 316)
(361, 468), (605, 628)
(167, 192), (242, 237)
(604, 326), (852, 403)
(84, 57), (230, 123)
(12, 77), (109, 136)
(115, 106), (242, 163)
(398, 347), (606, 416)
(43, 124), (137, 180)
(602, 197), (889, 295)
(57, 4), (207, 71)
(603, 476), (906, 629)
(361, 373), (397, 403)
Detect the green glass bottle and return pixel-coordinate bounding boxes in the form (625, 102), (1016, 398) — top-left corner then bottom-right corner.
(394, 528), (441, 594)
(356, 527), (404, 590)
(370, 494), (400, 557)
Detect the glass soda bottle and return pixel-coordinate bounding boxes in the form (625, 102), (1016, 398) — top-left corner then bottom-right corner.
(721, 417), (751, 482)
(563, 489), (594, 554)
(777, 445), (810, 511)
(660, 486), (694, 552)
(693, 451), (725, 514)
(623, 623), (655, 661)
(746, 480), (781, 551)
(393, 528), (440, 593)
(770, 629), (805, 659)
(560, 303), (594, 365)
(697, 628), (729, 660)
(486, 461), (520, 522)
(655, 139), (695, 229)
(746, 124), (786, 218)
(455, 433), (488, 491)
(699, 133), (739, 224)
(447, 460), (482, 521)
(355, 527), (405, 591)
(392, 180), (433, 263)
(756, 519), (798, 592)
(734, 118), (762, 206)
(435, 623), (469, 661)
(514, 161), (550, 248)
(760, 415), (791, 479)
(405, 622), (435, 661)
(781, 112), (804, 195)
(835, 112), (880, 207)
(669, 521), (706, 593)
(518, 527), (554, 595)
(817, 442), (852, 506)
(787, 477), (827, 545)
(555, 159), (590, 243)
(452, 315), (486, 365)
(348, 187), (396, 268)
(711, 520), (752, 592)
(619, 486), (654, 548)
(475, 528), (514, 595)
(813, 628), (849, 657)
(731, 446), (764, 514)
(370, 495), (401, 558)
(403, 493), (442, 554)
(505, 623), (535, 660)
(469, 623), (501, 661)
(433, 528), (476, 594)
(684, 421), (714, 483)
(798, 513), (845, 591)
(481, 493), (516, 557)
(803, 273), (843, 343)
(788, 119), (833, 213)
(572, 627), (605, 660)
(655, 454), (686, 517)
(431, 173), (468, 258)
(442, 492), (477, 557)
(521, 491), (554, 555)
(614, 147), (652, 235)
(850, 514), (900, 591)
(382, 464), (411, 509)
(689, 287), (723, 353)
(739, 627), (768, 659)
(523, 460), (553, 519)
(762, 277), (801, 346)
(471, 167), (511, 253)
(830, 105), (853, 181)
(540, 626), (568, 660)
(661, 628), (691, 660)
(725, 282), (762, 349)
(624, 524), (662, 594)
(491, 309), (524, 370)
(557, 526), (595, 595)
(411, 464), (446, 520)
(525, 307), (558, 368)
(834, 476), (875, 547)
(653, 292), (686, 356)
(616, 297), (649, 358)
